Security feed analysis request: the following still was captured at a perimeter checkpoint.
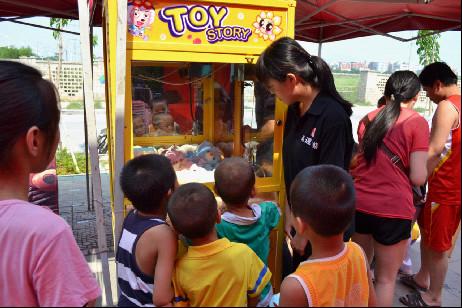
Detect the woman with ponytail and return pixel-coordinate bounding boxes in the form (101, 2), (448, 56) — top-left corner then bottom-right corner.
(351, 70), (429, 306)
(256, 37), (354, 273)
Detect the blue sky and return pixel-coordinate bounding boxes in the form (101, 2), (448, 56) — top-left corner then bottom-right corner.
(0, 17), (460, 73)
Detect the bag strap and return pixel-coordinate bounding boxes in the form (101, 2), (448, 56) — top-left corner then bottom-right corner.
(380, 142), (408, 177)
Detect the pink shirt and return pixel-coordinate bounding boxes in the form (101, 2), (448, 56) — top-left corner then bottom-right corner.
(352, 107), (429, 220)
(0, 199), (101, 306)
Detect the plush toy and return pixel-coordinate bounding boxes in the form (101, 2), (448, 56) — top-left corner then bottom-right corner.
(133, 146), (157, 157)
(193, 141), (224, 171)
(160, 146), (193, 171)
(178, 144), (198, 159)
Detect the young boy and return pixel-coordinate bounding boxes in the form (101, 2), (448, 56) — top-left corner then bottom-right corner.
(280, 165), (375, 307)
(168, 183), (272, 307)
(116, 154), (178, 307)
(214, 157), (280, 306)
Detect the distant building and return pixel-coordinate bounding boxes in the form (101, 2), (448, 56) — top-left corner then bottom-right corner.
(368, 61), (389, 73)
(339, 62), (352, 71)
(13, 57), (105, 101)
(351, 61), (368, 71)
(330, 62), (339, 71)
(390, 62), (410, 72)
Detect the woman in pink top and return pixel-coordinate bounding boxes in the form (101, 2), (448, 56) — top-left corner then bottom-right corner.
(351, 71), (429, 306)
(0, 61), (101, 307)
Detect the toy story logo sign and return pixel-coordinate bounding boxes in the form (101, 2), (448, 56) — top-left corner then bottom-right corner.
(127, 1), (283, 45)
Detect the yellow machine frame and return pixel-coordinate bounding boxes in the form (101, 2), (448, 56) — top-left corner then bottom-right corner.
(103, 0), (296, 290)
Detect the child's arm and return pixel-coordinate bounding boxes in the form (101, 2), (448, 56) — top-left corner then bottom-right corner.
(280, 277), (309, 307)
(246, 249), (272, 304)
(151, 225), (178, 306)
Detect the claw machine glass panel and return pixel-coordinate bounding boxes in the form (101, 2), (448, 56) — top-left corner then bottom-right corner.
(129, 61), (281, 185)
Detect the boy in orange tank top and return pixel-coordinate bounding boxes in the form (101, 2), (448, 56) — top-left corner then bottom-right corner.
(280, 165), (376, 307)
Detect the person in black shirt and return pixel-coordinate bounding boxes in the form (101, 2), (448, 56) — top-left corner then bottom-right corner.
(256, 37), (354, 275)
(254, 81), (276, 177)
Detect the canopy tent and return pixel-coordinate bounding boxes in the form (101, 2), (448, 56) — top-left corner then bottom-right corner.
(0, 0), (102, 26)
(295, 0), (461, 43)
(0, 0), (460, 43)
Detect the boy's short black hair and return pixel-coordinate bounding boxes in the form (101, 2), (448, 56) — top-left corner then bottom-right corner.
(290, 165), (355, 237)
(167, 183), (218, 239)
(214, 157), (256, 205)
(120, 154), (176, 213)
(419, 62), (458, 87)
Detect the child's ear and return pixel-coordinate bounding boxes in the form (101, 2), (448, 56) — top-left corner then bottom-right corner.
(293, 216), (307, 235)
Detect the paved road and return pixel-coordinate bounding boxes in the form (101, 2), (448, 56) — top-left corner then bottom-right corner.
(58, 173), (114, 255)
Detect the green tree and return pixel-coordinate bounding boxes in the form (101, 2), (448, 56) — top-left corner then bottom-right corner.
(416, 30), (441, 115)
(416, 30), (441, 65)
(0, 46), (36, 59)
(50, 18), (71, 91)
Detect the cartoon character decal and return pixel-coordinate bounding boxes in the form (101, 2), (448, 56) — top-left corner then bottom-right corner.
(253, 11), (282, 41)
(128, 0), (155, 40)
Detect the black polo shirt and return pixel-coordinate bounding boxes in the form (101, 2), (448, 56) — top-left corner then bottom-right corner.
(283, 94), (354, 201)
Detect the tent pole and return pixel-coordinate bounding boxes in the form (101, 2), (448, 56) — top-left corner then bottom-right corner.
(77, 0), (113, 305)
(318, 27), (323, 57)
(113, 0), (128, 299)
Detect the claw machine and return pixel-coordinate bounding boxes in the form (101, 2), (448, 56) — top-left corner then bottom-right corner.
(104, 0), (296, 290)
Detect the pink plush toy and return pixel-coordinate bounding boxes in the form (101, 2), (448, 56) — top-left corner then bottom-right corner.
(162, 147), (193, 171)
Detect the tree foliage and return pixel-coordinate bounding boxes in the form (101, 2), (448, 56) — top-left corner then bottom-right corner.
(416, 30), (441, 65)
(0, 46), (36, 59)
(49, 18), (98, 47)
(50, 18), (71, 39)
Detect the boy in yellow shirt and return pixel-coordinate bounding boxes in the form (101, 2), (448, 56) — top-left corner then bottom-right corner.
(168, 183), (271, 307)
(280, 165), (376, 307)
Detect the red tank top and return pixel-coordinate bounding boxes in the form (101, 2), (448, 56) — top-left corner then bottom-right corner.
(427, 95), (461, 205)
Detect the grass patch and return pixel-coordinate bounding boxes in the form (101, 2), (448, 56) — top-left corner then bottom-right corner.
(64, 100), (105, 110)
(414, 107), (427, 114)
(334, 74), (360, 88)
(56, 148), (87, 175)
(66, 101), (84, 109)
(333, 74), (371, 106)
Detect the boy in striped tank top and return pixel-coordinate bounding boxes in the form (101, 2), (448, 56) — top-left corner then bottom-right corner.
(280, 165), (376, 307)
(116, 154), (178, 307)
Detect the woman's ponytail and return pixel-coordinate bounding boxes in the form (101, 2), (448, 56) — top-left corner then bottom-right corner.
(362, 70), (421, 164)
